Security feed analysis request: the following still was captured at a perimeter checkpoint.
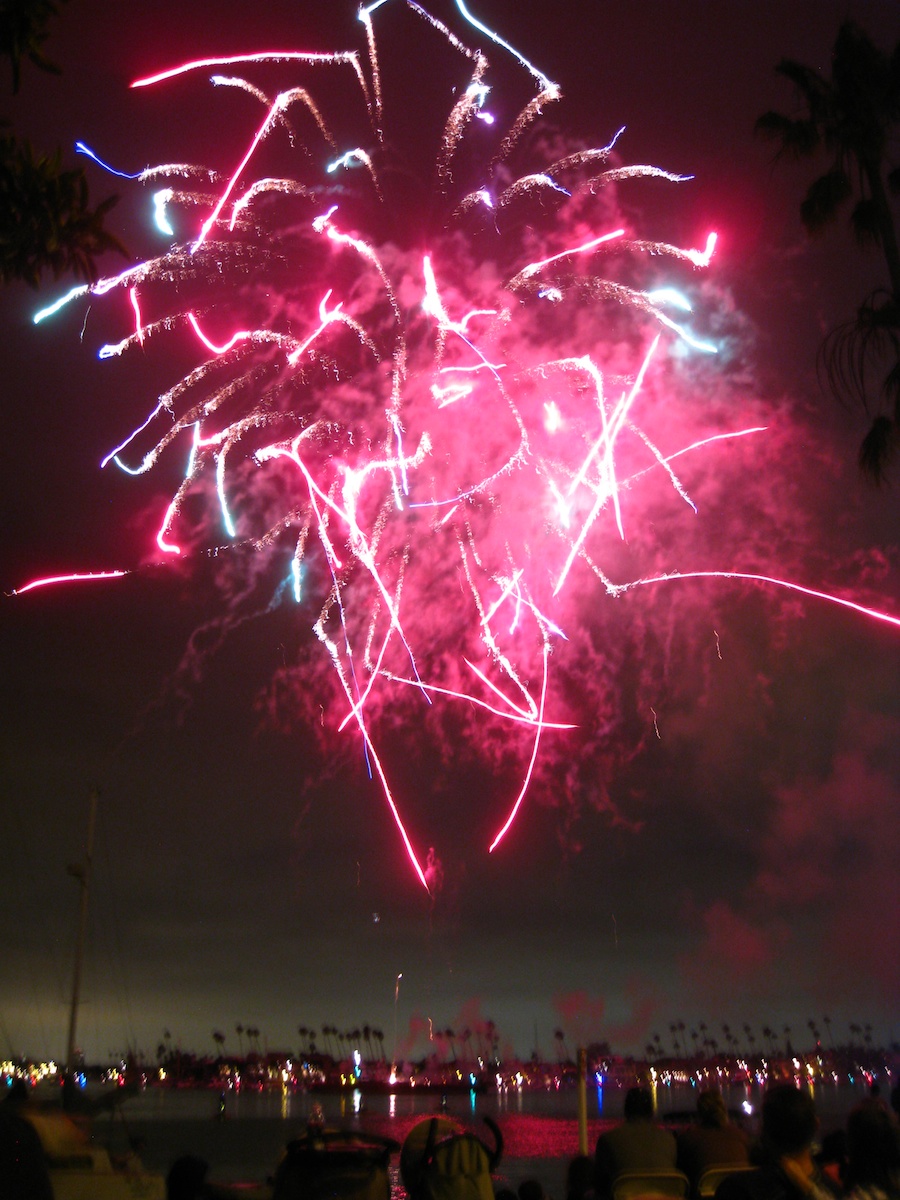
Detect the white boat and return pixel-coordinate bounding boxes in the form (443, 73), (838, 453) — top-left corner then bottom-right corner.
(21, 1101), (165, 1200)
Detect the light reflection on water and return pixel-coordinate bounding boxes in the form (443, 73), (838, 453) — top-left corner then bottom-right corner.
(116, 1080), (877, 1191)
(121, 1070), (883, 1132)
(120, 1077), (875, 1130)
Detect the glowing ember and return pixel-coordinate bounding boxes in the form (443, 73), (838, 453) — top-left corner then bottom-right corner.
(17, 1), (899, 891)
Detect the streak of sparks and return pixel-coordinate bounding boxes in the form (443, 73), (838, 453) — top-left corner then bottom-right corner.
(75, 141), (142, 179)
(10, 571), (128, 596)
(617, 572), (900, 632)
(131, 51), (364, 91)
(129, 287), (146, 346)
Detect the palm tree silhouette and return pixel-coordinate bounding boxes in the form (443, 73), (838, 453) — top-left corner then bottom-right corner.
(699, 1022), (709, 1058)
(434, 1029), (447, 1063)
(461, 1028), (473, 1064)
(756, 21), (900, 479)
(486, 1020), (498, 1062)
(823, 1014), (835, 1049)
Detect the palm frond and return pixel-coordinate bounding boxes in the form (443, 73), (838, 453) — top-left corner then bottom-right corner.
(858, 414), (898, 482)
(849, 196), (883, 247)
(774, 58), (831, 116)
(761, 20), (900, 481)
(819, 294), (900, 435)
(754, 111), (820, 158)
(799, 169), (852, 231)
(0, 0), (70, 93)
(0, 133), (127, 285)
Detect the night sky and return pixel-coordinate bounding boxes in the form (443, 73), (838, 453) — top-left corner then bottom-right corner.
(1, 0), (898, 1068)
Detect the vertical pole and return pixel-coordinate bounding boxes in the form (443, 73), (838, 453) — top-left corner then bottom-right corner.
(66, 788), (98, 1074)
(391, 972), (402, 1074)
(577, 1046), (589, 1156)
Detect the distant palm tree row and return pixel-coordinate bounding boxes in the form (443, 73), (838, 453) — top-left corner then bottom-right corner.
(642, 1017), (878, 1063)
(187, 1015), (882, 1065)
(209, 1026), (262, 1055)
(296, 1025), (387, 1061)
(203, 1023), (393, 1061)
(295, 1023), (498, 1063)
(192, 1021), (506, 1063)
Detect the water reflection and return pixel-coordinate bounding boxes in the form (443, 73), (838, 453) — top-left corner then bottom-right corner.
(120, 1077), (873, 1134)
(115, 1078), (877, 1195)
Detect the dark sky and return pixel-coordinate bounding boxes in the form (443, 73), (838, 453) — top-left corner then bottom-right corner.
(1, 0), (898, 1067)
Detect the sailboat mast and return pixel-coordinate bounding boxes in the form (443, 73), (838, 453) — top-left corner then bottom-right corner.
(66, 787), (98, 1073)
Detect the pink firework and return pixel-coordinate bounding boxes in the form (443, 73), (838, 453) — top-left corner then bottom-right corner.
(25, 2), (899, 891)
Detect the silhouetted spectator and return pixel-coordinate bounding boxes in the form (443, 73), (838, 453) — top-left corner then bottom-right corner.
(0, 1081), (54, 1200)
(815, 1129), (847, 1189)
(566, 1154), (597, 1200)
(714, 1086), (838, 1200)
(677, 1089), (749, 1191)
(843, 1101), (900, 1200)
(167, 1154), (210, 1199)
(595, 1087), (677, 1199)
(519, 1180), (549, 1200)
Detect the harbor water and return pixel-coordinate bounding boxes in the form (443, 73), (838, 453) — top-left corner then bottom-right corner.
(93, 1079), (879, 1194)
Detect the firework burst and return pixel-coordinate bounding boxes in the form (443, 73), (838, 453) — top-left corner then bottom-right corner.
(22, 2), (899, 891)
